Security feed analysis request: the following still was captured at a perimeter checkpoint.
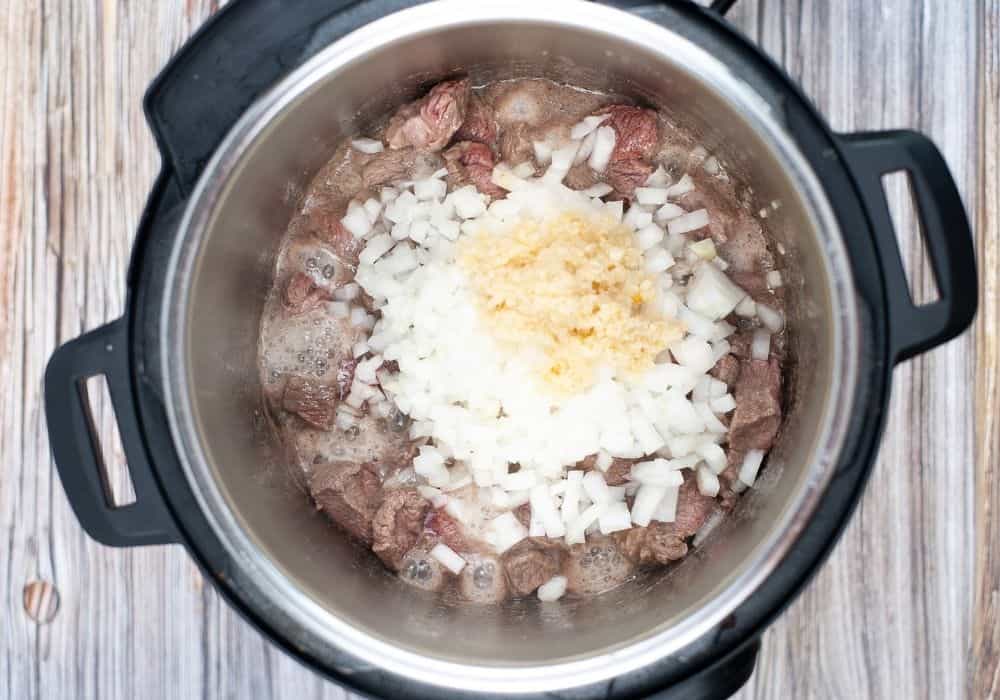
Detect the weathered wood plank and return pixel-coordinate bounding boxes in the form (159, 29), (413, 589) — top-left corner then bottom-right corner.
(0, 1), (983, 699)
(974, 2), (1000, 699)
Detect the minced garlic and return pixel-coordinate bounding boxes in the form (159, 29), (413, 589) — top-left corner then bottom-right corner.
(459, 211), (684, 394)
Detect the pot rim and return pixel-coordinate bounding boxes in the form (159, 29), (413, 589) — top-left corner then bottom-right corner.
(161, 0), (861, 693)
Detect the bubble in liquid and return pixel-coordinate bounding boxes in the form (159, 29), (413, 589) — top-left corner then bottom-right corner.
(306, 257), (318, 270)
(322, 264), (336, 279)
(390, 411), (410, 433)
(297, 353), (307, 363)
(345, 426), (360, 440)
(473, 563), (495, 589)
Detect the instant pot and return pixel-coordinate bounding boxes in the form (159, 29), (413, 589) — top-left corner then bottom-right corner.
(44, 1), (977, 698)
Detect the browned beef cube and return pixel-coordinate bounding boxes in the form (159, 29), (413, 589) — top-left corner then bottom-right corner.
(309, 461), (382, 543)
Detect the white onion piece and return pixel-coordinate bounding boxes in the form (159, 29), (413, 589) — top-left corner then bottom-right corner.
(537, 575), (568, 601)
(710, 393), (736, 414)
(751, 329), (772, 360)
(655, 202), (686, 223)
(603, 199), (624, 223)
(636, 223), (665, 251)
(417, 485), (441, 500)
(352, 341), (370, 358)
(767, 270), (784, 288)
(341, 205), (373, 239)
(330, 301), (350, 319)
(689, 239), (717, 260)
(512, 161), (536, 179)
(575, 129), (598, 165)
(686, 261), (747, 320)
(598, 502), (631, 535)
(630, 460), (684, 487)
(711, 339), (731, 362)
(739, 449), (766, 487)
(670, 338), (716, 374)
(678, 306), (716, 339)
(533, 140), (554, 165)
(501, 468), (537, 492)
(530, 484), (566, 538)
(652, 487), (679, 522)
(581, 182), (614, 198)
(582, 470), (611, 504)
(695, 402), (727, 434)
(630, 485), (667, 527)
(489, 512), (528, 554)
(665, 173), (695, 198)
(560, 470), (583, 524)
(528, 516), (546, 538)
(645, 165), (670, 187)
(444, 497), (466, 521)
(623, 206), (654, 231)
(643, 247), (675, 274)
(757, 303), (785, 333)
(413, 177), (447, 201)
(735, 296), (757, 318)
(566, 503), (606, 545)
(696, 466), (720, 497)
(380, 187), (399, 203)
(333, 282), (360, 301)
(697, 443), (727, 474)
(570, 113), (610, 139)
(595, 450), (614, 472)
(449, 186), (487, 219)
(543, 142), (581, 184)
(635, 187), (670, 206)
(667, 208), (710, 235)
(588, 126), (616, 172)
(355, 356), (382, 384)
(351, 137), (384, 154)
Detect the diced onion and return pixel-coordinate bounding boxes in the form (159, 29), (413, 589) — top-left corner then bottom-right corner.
(537, 575), (568, 601)
(595, 450), (614, 472)
(645, 166), (670, 187)
(665, 173), (695, 198)
(630, 460), (684, 487)
(351, 137), (384, 154)
(689, 239), (717, 260)
(643, 247), (675, 274)
(489, 512), (528, 554)
(697, 443), (727, 474)
(341, 205), (373, 239)
(767, 270), (784, 288)
(582, 182), (614, 199)
(739, 449), (766, 487)
(655, 202), (686, 223)
(588, 126), (616, 172)
(623, 206), (654, 231)
(751, 329), (772, 360)
(630, 485), (667, 526)
(570, 114), (610, 139)
(710, 394), (737, 414)
(575, 129), (598, 165)
(530, 484), (566, 538)
(652, 487), (679, 522)
(566, 503), (606, 545)
(430, 543), (465, 574)
(598, 501), (631, 534)
(667, 208), (710, 235)
(635, 187), (670, 206)
(582, 470), (611, 503)
(333, 282), (360, 301)
(685, 261), (747, 320)
(757, 303), (785, 333)
(636, 223), (665, 251)
(352, 341), (370, 358)
(533, 140), (554, 165)
(696, 466), (720, 497)
(735, 296), (757, 318)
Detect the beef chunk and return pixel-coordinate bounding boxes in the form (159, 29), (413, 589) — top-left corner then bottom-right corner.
(455, 95), (498, 149)
(728, 269), (778, 305)
(443, 141), (505, 198)
(282, 271), (329, 315)
(282, 376), (338, 429)
(710, 353), (741, 387)
(729, 358), (782, 452)
(513, 503), (532, 529)
(498, 123), (533, 164)
(362, 148), (443, 189)
(614, 478), (715, 565)
(614, 523), (688, 565)
(727, 331), (753, 360)
(604, 458), (635, 486)
(502, 538), (562, 596)
(564, 163), (600, 191)
(425, 507), (467, 552)
(372, 488), (430, 571)
(597, 105), (660, 162)
(385, 79), (470, 152)
(606, 158), (655, 199)
(674, 477), (716, 536)
(310, 461), (381, 543)
(717, 449), (743, 510)
(718, 220), (773, 274)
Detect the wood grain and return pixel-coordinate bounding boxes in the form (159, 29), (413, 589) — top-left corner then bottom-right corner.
(974, 2), (1000, 698)
(0, 1), (986, 698)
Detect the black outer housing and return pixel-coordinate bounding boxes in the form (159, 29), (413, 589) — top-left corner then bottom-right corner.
(42, 1), (978, 698)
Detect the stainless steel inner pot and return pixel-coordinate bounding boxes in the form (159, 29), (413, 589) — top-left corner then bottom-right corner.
(162, 1), (859, 693)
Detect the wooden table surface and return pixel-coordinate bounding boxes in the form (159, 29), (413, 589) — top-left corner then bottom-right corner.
(1, 1), (995, 698)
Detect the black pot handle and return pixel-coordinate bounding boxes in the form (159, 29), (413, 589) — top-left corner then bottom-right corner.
(44, 318), (178, 546)
(838, 130), (977, 364)
(650, 638), (760, 699)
